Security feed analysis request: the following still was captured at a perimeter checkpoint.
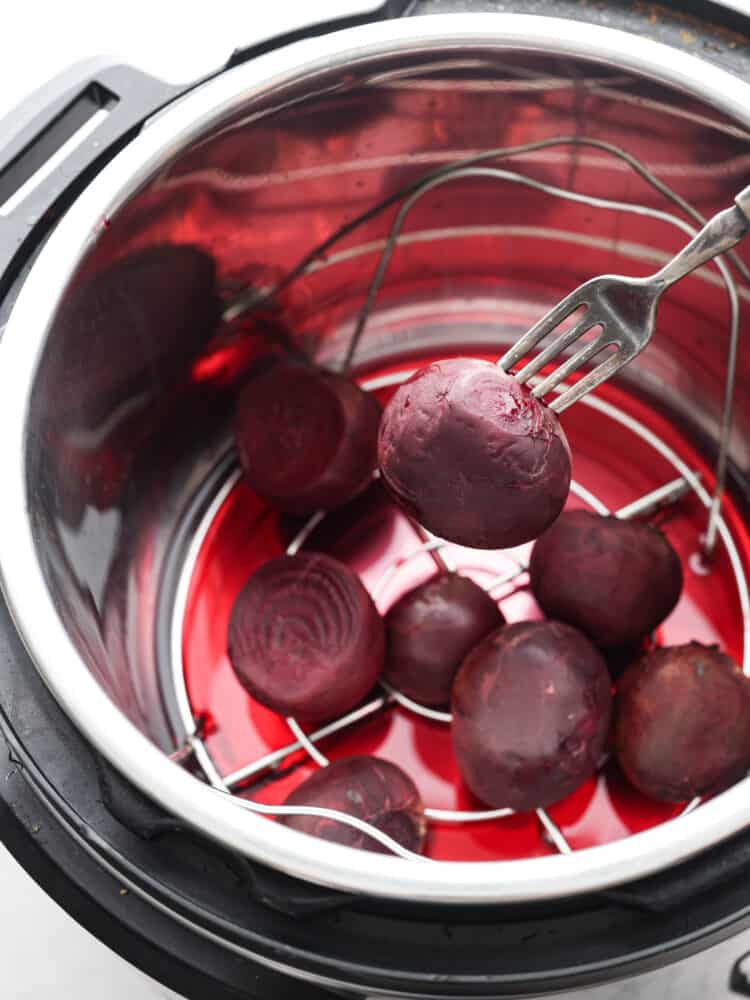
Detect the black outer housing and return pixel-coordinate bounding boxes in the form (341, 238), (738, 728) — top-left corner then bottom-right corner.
(4, 1), (750, 997)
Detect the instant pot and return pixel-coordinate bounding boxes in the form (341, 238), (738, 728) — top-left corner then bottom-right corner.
(5, 1), (750, 997)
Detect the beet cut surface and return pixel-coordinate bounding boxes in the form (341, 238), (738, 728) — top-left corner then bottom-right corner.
(228, 552), (384, 724)
(385, 572), (505, 706)
(616, 642), (750, 802)
(281, 756), (426, 853)
(452, 621), (612, 811)
(530, 511), (683, 648)
(378, 358), (571, 549)
(235, 363), (381, 515)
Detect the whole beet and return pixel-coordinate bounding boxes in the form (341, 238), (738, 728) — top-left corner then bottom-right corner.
(452, 621), (612, 811)
(235, 363), (381, 515)
(616, 643), (750, 802)
(281, 756), (426, 854)
(604, 642), (647, 682)
(385, 573), (505, 706)
(529, 511), (683, 648)
(228, 552), (384, 724)
(377, 358), (571, 549)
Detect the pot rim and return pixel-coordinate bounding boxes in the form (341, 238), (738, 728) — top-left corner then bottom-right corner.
(2, 12), (750, 903)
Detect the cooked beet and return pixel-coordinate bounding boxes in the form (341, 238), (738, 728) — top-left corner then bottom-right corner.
(235, 364), (381, 515)
(228, 552), (384, 723)
(385, 573), (505, 706)
(452, 621), (612, 810)
(280, 756), (426, 854)
(529, 511), (683, 648)
(378, 358), (571, 549)
(615, 643), (750, 802)
(604, 642), (648, 682)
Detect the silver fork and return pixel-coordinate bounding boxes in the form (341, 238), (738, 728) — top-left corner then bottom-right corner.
(499, 185), (750, 412)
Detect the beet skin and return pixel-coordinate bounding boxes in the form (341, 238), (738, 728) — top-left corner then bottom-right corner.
(228, 552), (384, 724)
(604, 642), (648, 682)
(236, 363), (381, 515)
(452, 621), (612, 810)
(616, 643), (750, 802)
(281, 756), (426, 854)
(530, 511), (683, 648)
(385, 572), (505, 706)
(378, 358), (571, 549)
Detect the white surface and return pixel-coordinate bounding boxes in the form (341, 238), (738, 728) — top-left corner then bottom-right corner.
(1, 0), (750, 997)
(0, 843), (183, 999)
(0, 2), (379, 119)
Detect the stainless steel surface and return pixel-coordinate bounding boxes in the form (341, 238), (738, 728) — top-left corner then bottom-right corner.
(2, 13), (750, 902)
(499, 186), (750, 413)
(0, 843), (183, 1000)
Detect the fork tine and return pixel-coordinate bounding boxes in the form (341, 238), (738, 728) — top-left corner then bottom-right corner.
(531, 332), (610, 399)
(548, 347), (633, 413)
(498, 290), (588, 372)
(514, 316), (595, 385)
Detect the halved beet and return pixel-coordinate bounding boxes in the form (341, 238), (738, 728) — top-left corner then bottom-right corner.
(227, 552), (384, 723)
(377, 358), (571, 549)
(529, 511), (683, 647)
(615, 643), (750, 802)
(452, 621), (612, 811)
(280, 756), (426, 854)
(235, 363), (381, 515)
(385, 573), (505, 706)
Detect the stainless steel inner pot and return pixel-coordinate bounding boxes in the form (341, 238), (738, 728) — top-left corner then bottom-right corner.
(2, 13), (750, 903)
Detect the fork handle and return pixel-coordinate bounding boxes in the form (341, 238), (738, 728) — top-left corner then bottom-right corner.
(653, 185), (750, 288)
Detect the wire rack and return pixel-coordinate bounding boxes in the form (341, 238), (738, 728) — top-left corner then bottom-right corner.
(163, 136), (749, 862)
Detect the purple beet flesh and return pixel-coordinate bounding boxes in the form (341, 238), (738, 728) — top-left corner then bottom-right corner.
(228, 552), (384, 724)
(235, 364), (381, 515)
(377, 358), (571, 549)
(529, 511), (683, 648)
(616, 642), (750, 802)
(281, 756), (426, 853)
(385, 573), (505, 706)
(452, 620), (612, 810)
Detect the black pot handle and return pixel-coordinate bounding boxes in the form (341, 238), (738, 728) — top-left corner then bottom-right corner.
(0, 64), (194, 304)
(95, 754), (352, 917)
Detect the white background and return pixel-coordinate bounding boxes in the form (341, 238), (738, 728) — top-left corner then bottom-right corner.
(3, 1), (750, 997)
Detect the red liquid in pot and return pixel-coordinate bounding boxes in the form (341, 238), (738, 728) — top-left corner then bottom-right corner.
(182, 355), (749, 860)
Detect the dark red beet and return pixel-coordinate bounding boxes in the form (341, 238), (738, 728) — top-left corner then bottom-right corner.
(615, 643), (750, 802)
(604, 642), (648, 682)
(529, 511), (683, 648)
(377, 358), (571, 549)
(385, 573), (505, 706)
(227, 552), (384, 724)
(280, 756), (426, 854)
(452, 621), (612, 811)
(235, 364), (381, 515)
